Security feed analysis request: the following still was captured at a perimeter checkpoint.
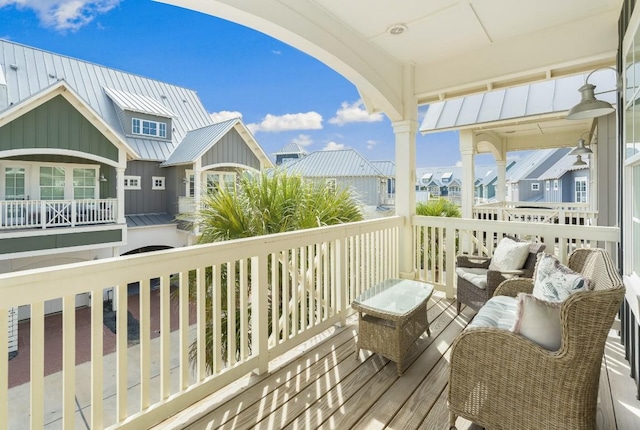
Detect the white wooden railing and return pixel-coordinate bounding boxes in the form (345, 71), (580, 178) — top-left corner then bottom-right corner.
(0, 217), (401, 429)
(413, 215), (619, 297)
(0, 198), (117, 229)
(0, 214), (621, 429)
(473, 201), (598, 225)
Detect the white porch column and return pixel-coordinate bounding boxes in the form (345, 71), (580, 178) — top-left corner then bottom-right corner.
(496, 160), (507, 202)
(116, 167), (125, 224)
(459, 130), (475, 219)
(193, 160), (202, 235)
(393, 63), (418, 279)
(393, 119), (417, 279)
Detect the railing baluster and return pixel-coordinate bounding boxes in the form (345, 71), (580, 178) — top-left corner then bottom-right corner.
(29, 302), (45, 429)
(323, 241), (329, 320)
(116, 283), (128, 422)
(196, 267), (206, 380)
(91, 293), (104, 429)
(239, 259), (248, 360)
(160, 274), (171, 399)
(281, 250), (289, 340)
(227, 262), (236, 366)
(292, 249), (299, 336)
(140, 278), (151, 410)
(179, 270), (189, 390)
(300, 246), (307, 332)
(213, 265), (222, 373)
(271, 253), (279, 346)
(62, 295), (76, 428)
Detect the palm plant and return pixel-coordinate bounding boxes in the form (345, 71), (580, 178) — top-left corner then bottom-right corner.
(416, 198), (461, 277)
(188, 171), (363, 373)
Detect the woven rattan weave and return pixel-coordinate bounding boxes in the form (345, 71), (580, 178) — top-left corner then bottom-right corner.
(448, 248), (625, 430)
(352, 279), (434, 375)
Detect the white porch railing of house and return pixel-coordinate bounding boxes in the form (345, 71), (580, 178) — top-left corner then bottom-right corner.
(413, 215), (619, 297)
(0, 198), (118, 230)
(473, 201), (598, 225)
(0, 215), (620, 429)
(178, 196), (197, 214)
(0, 217), (401, 430)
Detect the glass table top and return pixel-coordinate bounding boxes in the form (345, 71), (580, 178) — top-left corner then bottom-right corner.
(352, 279), (434, 317)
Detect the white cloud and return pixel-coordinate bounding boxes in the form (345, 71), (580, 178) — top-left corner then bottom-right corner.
(455, 160), (463, 167)
(247, 112), (323, 133)
(271, 50), (282, 55)
(328, 100), (384, 126)
(210, 110), (242, 123)
(323, 141), (345, 151)
(366, 140), (377, 150)
(1, 1), (121, 31)
(291, 134), (313, 147)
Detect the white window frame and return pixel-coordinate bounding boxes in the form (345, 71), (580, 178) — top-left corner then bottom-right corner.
(124, 175), (141, 190)
(553, 179), (559, 191)
(131, 118), (167, 138)
(623, 10), (640, 276)
(325, 178), (337, 192)
(531, 183), (540, 191)
(574, 177), (588, 203)
(152, 176), (165, 190)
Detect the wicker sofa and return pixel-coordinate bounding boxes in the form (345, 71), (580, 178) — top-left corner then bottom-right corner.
(448, 248), (625, 430)
(456, 238), (546, 313)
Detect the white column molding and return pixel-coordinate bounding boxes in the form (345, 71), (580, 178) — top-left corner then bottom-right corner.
(193, 159), (203, 235)
(116, 167), (125, 224)
(459, 130), (475, 219)
(496, 160), (507, 203)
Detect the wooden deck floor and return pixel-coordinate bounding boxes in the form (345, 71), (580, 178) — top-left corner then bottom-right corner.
(159, 293), (640, 430)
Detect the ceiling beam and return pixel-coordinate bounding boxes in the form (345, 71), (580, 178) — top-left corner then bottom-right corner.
(161, 0), (406, 120)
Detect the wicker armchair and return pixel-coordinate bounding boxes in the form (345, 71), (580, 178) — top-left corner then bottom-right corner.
(448, 248), (625, 430)
(456, 238), (546, 313)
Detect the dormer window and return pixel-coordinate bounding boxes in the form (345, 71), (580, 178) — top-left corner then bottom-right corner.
(132, 118), (167, 138)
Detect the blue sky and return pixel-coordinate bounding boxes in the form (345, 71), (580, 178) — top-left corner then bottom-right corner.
(0, 0), (475, 167)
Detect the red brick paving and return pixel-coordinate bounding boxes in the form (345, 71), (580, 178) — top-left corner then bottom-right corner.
(8, 287), (195, 388)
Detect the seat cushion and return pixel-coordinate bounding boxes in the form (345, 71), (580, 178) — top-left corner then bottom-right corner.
(468, 295), (517, 330)
(532, 253), (592, 302)
(488, 237), (531, 272)
(456, 267), (488, 289)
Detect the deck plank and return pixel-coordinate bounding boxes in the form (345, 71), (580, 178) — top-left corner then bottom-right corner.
(175, 298), (640, 430)
(351, 306), (473, 429)
(603, 331), (640, 430)
(277, 298), (457, 429)
(597, 346), (617, 430)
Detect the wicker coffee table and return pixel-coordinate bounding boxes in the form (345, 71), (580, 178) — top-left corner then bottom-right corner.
(352, 278), (434, 375)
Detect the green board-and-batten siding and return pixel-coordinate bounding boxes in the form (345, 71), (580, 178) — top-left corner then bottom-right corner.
(0, 229), (123, 255)
(0, 95), (119, 162)
(202, 128), (260, 170)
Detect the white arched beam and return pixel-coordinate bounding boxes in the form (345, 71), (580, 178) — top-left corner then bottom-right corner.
(161, 0), (404, 120)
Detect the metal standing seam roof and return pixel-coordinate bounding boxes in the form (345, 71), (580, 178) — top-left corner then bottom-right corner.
(125, 213), (176, 228)
(538, 151), (590, 180)
(419, 69), (618, 133)
(161, 119), (238, 166)
(415, 165), (494, 186)
(0, 39), (214, 161)
(505, 149), (557, 182)
(283, 149), (384, 177)
(274, 142), (308, 155)
(103, 87), (177, 118)
(370, 161), (395, 177)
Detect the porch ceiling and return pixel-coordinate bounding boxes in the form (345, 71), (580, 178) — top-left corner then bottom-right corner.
(162, 0), (621, 120)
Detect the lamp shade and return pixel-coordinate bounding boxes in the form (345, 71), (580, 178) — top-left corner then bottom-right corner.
(567, 84), (615, 120)
(569, 138), (593, 156)
(573, 155), (588, 166)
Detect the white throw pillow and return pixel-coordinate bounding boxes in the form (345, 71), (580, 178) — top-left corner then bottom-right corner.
(511, 293), (562, 351)
(532, 253), (592, 302)
(488, 237), (531, 272)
